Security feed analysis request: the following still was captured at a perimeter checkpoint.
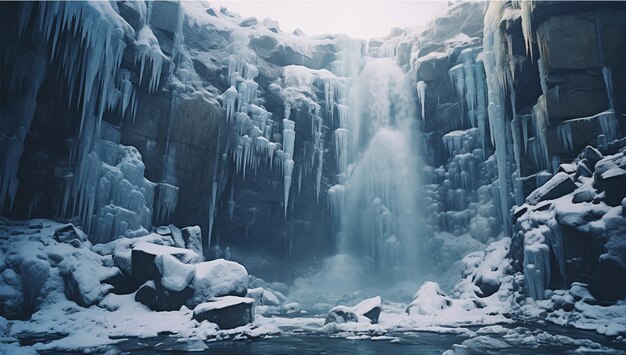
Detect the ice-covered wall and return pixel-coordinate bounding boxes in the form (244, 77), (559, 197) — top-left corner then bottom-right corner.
(0, 1), (366, 276)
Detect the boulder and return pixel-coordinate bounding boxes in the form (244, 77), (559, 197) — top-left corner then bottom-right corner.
(526, 172), (577, 205)
(101, 267), (135, 295)
(352, 296), (382, 324)
(572, 187), (595, 203)
(324, 296), (382, 325)
(168, 224), (185, 248)
(117, 1), (145, 31)
(54, 224), (87, 243)
(581, 146), (603, 168)
(149, 0), (181, 34)
(602, 168), (626, 206)
(131, 242), (199, 286)
(240, 17), (258, 27)
(63, 268), (112, 308)
(406, 282), (452, 316)
(576, 163), (593, 178)
(135, 281), (158, 310)
(589, 257), (626, 303)
(187, 259), (248, 308)
(192, 296), (254, 329)
(246, 287), (281, 306)
(325, 306), (360, 324)
(182, 226), (203, 258)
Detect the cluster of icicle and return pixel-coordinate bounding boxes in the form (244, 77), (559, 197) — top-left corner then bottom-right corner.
(0, 1), (184, 242)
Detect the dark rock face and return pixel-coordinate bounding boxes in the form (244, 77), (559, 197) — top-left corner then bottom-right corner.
(588, 257), (626, 303)
(192, 296), (254, 329)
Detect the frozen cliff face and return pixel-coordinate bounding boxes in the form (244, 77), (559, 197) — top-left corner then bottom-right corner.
(0, 0), (368, 275)
(510, 144), (626, 303)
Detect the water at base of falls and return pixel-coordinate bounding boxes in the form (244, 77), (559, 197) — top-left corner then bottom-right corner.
(335, 57), (423, 284)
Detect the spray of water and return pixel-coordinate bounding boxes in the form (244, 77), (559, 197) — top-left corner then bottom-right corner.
(339, 58), (423, 282)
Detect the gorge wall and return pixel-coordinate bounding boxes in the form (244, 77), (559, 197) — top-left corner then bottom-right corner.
(1, 0), (625, 300)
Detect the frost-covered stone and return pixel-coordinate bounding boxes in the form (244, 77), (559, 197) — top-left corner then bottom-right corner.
(325, 296), (382, 325)
(526, 172), (577, 205)
(192, 296), (254, 329)
(53, 224), (87, 243)
(406, 282), (452, 316)
(155, 254), (195, 292)
(188, 259), (248, 308)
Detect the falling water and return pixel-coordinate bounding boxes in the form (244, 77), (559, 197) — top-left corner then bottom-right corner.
(339, 58), (423, 281)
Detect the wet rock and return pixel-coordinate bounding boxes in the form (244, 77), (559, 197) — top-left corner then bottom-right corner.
(193, 296), (254, 329)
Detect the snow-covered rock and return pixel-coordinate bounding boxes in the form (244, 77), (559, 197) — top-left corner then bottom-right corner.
(526, 172), (577, 205)
(192, 296), (254, 329)
(406, 282), (453, 316)
(325, 296), (382, 325)
(188, 259), (249, 308)
(131, 241), (199, 286)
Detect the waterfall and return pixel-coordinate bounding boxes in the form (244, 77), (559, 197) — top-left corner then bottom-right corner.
(338, 58), (422, 281)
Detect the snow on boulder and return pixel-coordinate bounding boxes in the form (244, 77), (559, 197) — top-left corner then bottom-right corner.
(131, 242), (200, 286)
(526, 172), (577, 205)
(59, 257), (117, 308)
(188, 259), (248, 308)
(53, 224), (88, 243)
(246, 287), (281, 306)
(192, 296), (254, 329)
(155, 254), (194, 292)
(352, 296), (382, 324)
(473, 238), (510, 298)
(325, 296), (382, 325)
(406, 282), (452, 316)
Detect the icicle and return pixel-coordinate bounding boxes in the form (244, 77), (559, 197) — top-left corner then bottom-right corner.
(283, 158), (294, 218)
(222, 86), (238, 121)
(556, 123), (573, 152)
(334, 128), (349, 174)
(598, 110), (619, 142)
(416, 81), (427, 122)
